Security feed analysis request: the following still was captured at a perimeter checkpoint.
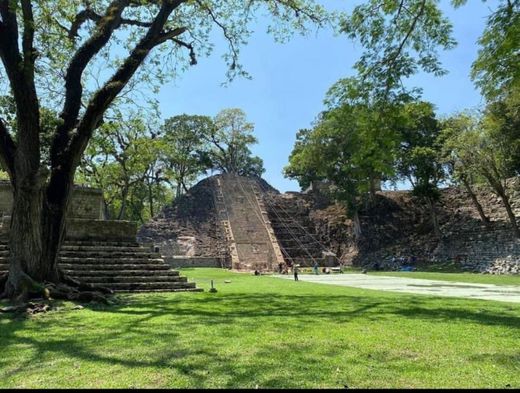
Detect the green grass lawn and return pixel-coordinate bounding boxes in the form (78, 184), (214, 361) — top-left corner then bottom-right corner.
(1, 268), (519, 388)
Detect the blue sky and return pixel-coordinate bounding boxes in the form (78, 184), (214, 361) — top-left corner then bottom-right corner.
(155, 0), (497, 193)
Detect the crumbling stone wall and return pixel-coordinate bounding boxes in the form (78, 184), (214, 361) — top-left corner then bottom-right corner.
(0, 182), (135, 241)
(306, 179), (520, 274)
(138, 176), (228, 260)
(138, 174), (520, 274)
(0, 182), (104, 219)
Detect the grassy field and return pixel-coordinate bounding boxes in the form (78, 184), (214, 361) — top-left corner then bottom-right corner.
(1, 268), (519, 389)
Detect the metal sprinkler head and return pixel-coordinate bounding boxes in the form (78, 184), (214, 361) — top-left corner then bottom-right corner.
(209, 279), (218, 293)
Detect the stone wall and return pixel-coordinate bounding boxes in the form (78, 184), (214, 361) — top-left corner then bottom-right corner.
(164, 256), (226, 268)
(0, 182), (136, 242)
(138, 174), (520, 274)
(0, 182), (104, 219)
(138, 176), (228, 260)
(67, 186), (104, 219)
(307, 178), (520, 274)
(66, 219), (137, 242)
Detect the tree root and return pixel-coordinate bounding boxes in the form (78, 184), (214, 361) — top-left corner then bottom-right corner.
(45, 282), (111, 304)
(0, 271), (114, 308)
(59, 272), (114, 295)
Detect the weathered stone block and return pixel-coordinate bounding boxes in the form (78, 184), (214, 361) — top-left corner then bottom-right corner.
(66, 219), (137, 242)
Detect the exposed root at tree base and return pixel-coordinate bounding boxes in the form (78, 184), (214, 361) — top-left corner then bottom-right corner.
(0, 272), (114, 311)
(59, 272), (114, 295)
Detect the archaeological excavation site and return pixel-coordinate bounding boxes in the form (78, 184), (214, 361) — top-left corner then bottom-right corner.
(1, 173), (519, 296)
(139, 173), (520, 275)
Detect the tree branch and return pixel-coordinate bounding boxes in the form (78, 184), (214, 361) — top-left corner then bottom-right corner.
(52, 0), (130, 166)
(0, 0), (23, 87)
(68, 7), (154, 39)
(21, 0), (36, 73)
(63, 0), (187, 170)
(0, 0), (40, 175)
(387, 0), (426, 68)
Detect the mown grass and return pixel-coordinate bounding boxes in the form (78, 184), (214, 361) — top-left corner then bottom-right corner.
(0, 268), (519, 389)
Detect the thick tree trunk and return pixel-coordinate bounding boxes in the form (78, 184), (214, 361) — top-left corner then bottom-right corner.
(118, 185), (129, 220)
(369, 175), (381, 199)
(484, 174), (520, 238)
(2, 169), (112, 303)
(2, 169), (72, 300)
(3, 180), (51, 299)
(460, 177), (490, 226)
(352, 210), (362, 240)
(426, 197), (442, 239)
(148, 182), (154, 218)
(495, 185), (520, 238)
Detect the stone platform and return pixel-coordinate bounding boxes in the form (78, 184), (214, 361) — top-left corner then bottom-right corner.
(0, 182), (201, 293)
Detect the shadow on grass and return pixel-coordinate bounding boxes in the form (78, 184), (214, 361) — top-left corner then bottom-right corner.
(0, 290), (519, 387)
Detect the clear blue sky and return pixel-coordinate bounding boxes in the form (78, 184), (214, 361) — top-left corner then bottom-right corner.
(155, 0), (497, 193)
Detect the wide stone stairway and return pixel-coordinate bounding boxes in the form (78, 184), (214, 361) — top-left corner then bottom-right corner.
(0, 182), (201, 293)
(0, 240), (201, 292)
(214, 173), (284, 271)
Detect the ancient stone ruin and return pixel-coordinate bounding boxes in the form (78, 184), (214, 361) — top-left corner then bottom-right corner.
(0, 181), (201, 292)
(140, 174), (520, 274)
(138, 173), (339, 272)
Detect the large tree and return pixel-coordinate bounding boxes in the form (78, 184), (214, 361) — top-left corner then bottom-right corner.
(439, 113), (491, 226)
(285, 81), (402, 239)
(470, 0), (519, 102)
(205, 108), (265, 177)
(77, 110), (169, 222)
(161, 114), (213, 197)
(395, 101), (446, 238)
(440, 111), (520, 238)
(0, 0), (328, 301)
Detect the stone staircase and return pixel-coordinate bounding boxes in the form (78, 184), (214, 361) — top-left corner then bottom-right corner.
(0, 240), (202, 293)
(215, 174), (283, 271)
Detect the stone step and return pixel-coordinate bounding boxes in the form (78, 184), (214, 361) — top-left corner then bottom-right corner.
(114, 287), (204, 293)
(63, 269), (180, 277)
(85, 282), (197, 290)
(0, 255), (165, 263)
(73, 275), (188, 284)
(63, 240), (140, 247)
(59, 251), (162, 258)
(59, 257), (165, 264)
(61, 245), (150, 252)
(59, 263), (171, 271)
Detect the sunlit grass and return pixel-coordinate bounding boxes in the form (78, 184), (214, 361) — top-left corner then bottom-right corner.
(0, 268), (519, 388)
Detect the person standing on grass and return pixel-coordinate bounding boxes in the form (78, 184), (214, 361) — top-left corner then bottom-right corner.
(313, 261), (319, 275)
(293, 264), (299, 281)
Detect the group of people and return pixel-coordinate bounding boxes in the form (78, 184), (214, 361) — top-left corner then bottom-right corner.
(275, 260), (336, 281)
(391, 255), (417, 265)
(277, 262), (290, 275)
